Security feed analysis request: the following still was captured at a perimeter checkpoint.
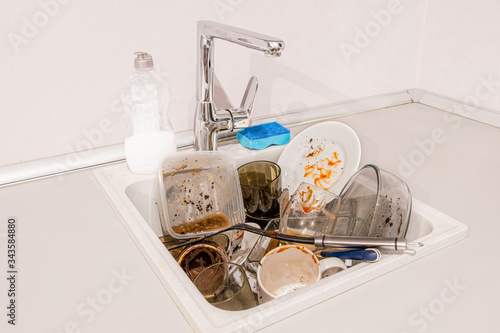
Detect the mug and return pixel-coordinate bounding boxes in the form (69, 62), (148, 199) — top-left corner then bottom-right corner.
(257, 244), (347, 302)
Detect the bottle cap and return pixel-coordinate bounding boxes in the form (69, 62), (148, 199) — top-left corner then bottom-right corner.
(134, 52), (154, 69)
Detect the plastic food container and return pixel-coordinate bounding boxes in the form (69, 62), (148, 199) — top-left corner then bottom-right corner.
(157, 151), (245, 239)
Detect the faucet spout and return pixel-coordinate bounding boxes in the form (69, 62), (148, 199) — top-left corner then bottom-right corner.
(194, 21), (285, 151)
(199, 20), (284, 57)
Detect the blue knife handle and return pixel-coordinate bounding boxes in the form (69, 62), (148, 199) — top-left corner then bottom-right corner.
(320, 249), (381, 262)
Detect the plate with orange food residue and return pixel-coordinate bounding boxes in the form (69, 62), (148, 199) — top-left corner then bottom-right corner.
(277, 121), (361, 195)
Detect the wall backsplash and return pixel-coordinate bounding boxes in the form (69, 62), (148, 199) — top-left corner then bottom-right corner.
(418, 0), (500, 112)
(0, 0), (498, 168)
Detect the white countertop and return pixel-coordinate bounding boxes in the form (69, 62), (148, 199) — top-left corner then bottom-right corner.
(1, 103), (499, 333)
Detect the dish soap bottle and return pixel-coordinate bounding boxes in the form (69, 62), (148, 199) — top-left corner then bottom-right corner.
(123, 52), (177, 174)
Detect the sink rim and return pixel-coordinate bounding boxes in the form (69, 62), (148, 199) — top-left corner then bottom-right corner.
(94, 142), (468, 333)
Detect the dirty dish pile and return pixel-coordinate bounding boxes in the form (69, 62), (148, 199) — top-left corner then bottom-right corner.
(157, 122), (415, 311)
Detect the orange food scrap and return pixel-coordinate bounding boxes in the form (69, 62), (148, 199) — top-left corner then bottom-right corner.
(326, 157), (341, 167)
(304, 165), (315, 177)
(299, 186), (322, 213)
(303, 150), (343, 190)
(299, 186), (314, 202)
(319, 167), (332, 178)
(314, 178), (329, 190)
(302, 199), (321, 213)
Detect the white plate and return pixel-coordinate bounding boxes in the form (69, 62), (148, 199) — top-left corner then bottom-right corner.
(277, 121), (361, 195)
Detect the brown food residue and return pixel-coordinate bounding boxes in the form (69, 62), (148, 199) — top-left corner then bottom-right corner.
(306, 147), (323, 158)
(172, 212), (231, 235)
(270, 245), (319, 265)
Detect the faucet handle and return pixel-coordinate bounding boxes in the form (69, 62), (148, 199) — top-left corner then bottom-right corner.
(240, 76), (258, 112)
(233, 76), (258, 129)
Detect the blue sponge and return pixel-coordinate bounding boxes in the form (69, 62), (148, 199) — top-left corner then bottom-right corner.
(237, 122), (290, 150)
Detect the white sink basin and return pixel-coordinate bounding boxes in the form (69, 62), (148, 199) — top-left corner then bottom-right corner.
(94, 124), (468, 333)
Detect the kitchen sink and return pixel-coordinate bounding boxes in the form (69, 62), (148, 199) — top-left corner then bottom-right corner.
(94, 122), (468, 333)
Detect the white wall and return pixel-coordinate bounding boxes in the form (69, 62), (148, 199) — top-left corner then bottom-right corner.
(0, 0), (434, 168)
(418, 0), (500, 111)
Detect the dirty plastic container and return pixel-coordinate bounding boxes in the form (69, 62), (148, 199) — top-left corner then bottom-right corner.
(157, 151), (245, 239)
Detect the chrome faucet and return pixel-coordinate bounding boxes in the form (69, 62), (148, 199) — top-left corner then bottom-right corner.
(194, 21), (285, 151)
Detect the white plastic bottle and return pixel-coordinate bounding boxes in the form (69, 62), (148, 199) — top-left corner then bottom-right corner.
(123, 52), (177, 174)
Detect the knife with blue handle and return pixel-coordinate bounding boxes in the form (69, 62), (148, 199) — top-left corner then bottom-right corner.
(320, 248), (381, 262)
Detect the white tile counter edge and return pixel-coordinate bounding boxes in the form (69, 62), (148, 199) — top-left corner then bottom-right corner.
(1, 89), (499, 187)
(0, 90), (413, 187)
